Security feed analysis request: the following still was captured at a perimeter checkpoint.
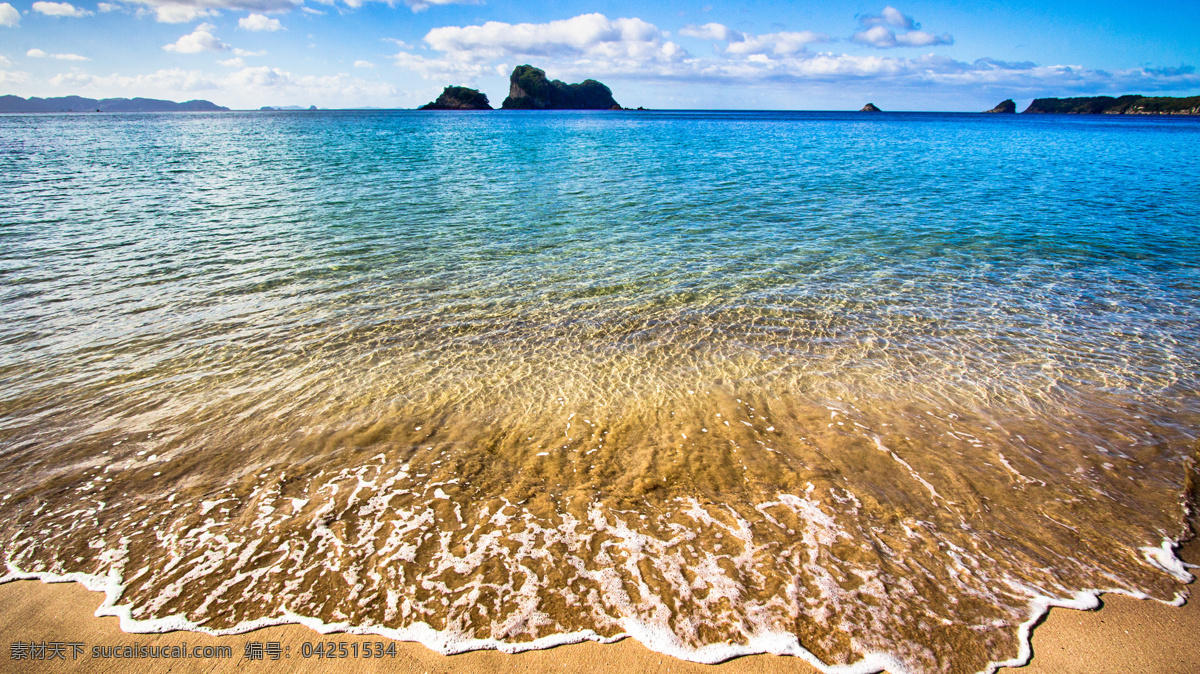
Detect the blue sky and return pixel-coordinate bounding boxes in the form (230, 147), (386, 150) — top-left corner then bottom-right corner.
(1, 0), (1198, 110)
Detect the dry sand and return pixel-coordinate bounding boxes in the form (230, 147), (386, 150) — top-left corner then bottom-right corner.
(1, 538), (1195, 674)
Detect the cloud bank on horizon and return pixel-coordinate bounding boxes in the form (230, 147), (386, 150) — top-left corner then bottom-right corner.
(0, 0), (1197, 110)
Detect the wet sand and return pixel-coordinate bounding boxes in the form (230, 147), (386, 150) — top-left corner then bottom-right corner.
(0, 538), (1194, 674)
(1019, 536), (1200, 674)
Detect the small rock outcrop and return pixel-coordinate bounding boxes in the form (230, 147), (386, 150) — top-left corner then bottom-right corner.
(984, 99), (1016, 113)
(860, 103), (881, 112)
(500, 65), (620, 110)
(419, 86), (493, 110)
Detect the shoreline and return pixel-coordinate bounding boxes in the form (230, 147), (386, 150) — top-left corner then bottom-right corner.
(1, 538), (1195, 673)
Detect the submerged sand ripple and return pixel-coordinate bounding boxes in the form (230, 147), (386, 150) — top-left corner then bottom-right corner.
(2, 335), (1195, 673)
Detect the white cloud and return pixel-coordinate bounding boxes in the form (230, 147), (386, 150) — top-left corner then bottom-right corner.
(682, 23), (831, 56)
(852, 7), (952, 49)
(424, 13), (675, 59)
(163, 23), (231, 53)
(125, 0), (471, 20)
(679, 23), (736, 41)
(0, 2), (19, 26)
(233, 47), (265, 56)
(45, 61), (398, 108)
(852, 25), (952, 48)
(388, 11), (1200, 102)
(354, 60), (374, 68)
(239, 12), (281, 31)
(860, 6), (916, 30)
(714, 53), (1200, 96)
(27, 48), (91, 60)
(125, 0), (298, 23)
(894, 31), (952, 47)
(730, 32), (831, 56)
(110, 0), (476, 20)
(50, 67), (220, 92)
(225, 64), (291, 86)
(0, 55), (10, 66)
(97, 2), (119, 11)
(148, 4), (216, 22)
(221, 65), (398, 106)
(394, 13), (687, 81)
(32, 1), (92, 16)
(218, 56), (244, 66)
(47, 71), (96, 88)
(1, 69), (30, 83)
(390, 50), (497, 81)
(398, 0), (479, 12)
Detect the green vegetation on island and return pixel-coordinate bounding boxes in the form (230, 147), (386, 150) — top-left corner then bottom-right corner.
(1023, 95), (1200, 115)
(501, 65), (621, 110)
(419, 86), (493, 110)
(0, 95), (228, 112)
(984, 99), (1016, 113)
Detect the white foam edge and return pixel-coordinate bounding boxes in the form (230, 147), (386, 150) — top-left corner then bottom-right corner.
(4, 535), (1194, 674)
(1, 562), (900, 674)
(981, 536), (1194, 674)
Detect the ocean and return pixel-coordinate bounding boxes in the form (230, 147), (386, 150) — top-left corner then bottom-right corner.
(1, 109), (1198, 674)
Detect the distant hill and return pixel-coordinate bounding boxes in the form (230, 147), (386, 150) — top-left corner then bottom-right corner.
(500, 65), (620, 110)
(1023, 95), (1200, 115)
(0, 95), (229, 113)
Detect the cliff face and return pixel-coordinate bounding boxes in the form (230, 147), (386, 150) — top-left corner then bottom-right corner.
(984, 99), (1016, 113)
(0, 95), (228, 112)
(1023, 95), (1200, 115)
(500, 66), (620, 110)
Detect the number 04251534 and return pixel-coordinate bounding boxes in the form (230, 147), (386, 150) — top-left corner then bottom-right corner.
(300, 641), (398, 658)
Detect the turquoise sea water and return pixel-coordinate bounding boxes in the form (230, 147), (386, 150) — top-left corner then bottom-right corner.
(1, 110), (1199, 674)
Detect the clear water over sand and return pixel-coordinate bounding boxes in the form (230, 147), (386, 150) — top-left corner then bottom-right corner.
(1, 110), (1198, 673)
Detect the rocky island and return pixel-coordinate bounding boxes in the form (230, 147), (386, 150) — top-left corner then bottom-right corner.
(860, 103), (881, 112)
(419, 86), (493, 110)
(501, 65), (620, 110)
(1023, 95), (1200, 115)
(0, 95), (228, 112)
(984, 99), (1016, 113)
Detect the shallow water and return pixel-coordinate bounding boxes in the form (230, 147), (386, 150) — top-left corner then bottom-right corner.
(1, 110), (1198, 673)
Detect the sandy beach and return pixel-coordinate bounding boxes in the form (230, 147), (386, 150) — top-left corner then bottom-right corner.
(1, 538), (1194, 674)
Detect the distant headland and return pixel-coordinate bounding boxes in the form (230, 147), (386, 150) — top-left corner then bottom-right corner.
(860, 96), (1198, 115)
(0, 95), (228, 113)
(1021, 95), (1200, 115)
